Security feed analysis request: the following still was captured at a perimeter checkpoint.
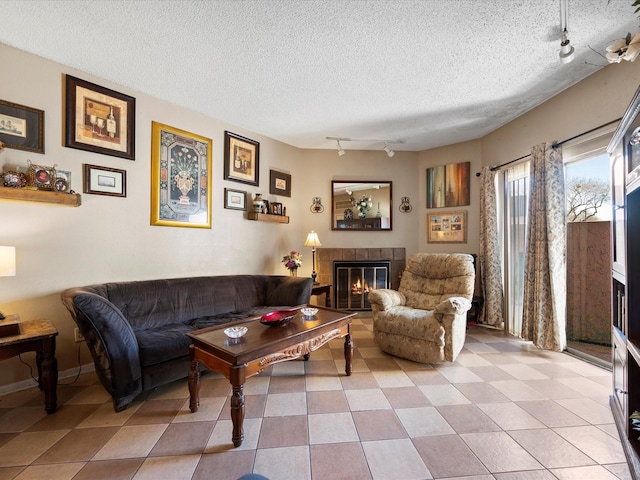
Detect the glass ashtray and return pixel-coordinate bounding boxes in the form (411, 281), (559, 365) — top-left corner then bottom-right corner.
(224, 326), (248, 338)
(300, 307), (319, 317)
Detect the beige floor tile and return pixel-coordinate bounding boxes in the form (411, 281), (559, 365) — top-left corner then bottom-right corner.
(11, 462), (84, 480)
(437, 404), (502, 434)
(264, 392), (306, 416)
(345, 388), (391, 411)
(463, 342), (501, 354)
(555, 398), (615, 424)
(436, 366), (484, 383)
(418, 384), (471, 406)
(523, 379), (584, 399)
(132, 454), (200, 480)
(497, 364), (551, 380)
(554, 426), (627, 464)
(455, 382), (511, 404)
(516, 400), (590, 428)
(556, 377), (611, 398)
(0, 407), (46, 433)
(76, 401), (143, 428)
(253, 445), (311, 480)
(0, 430), (69, 467)
(243, 376), (271, 395)
(64, 384), (112, 405)
(395, 406), (455, 437)
(173, 396), (225, 423)
(405, 369), (450, 385)
(461, 431), (543, 473)
(549, 464), (621, 479)
(204, 418), (261, 452)
(93, 424), (168, 460)
(362, 438), (431, 480)
(489, 380), (548, 401)
(454, 351), (494, 367)
(305, 374), (343, 392)
(413, 434), (489, 478)
(145, 381), (190, 401)
(556, 361), (611, 377)
(478, 402), (547, 430)
(372, 370), (414, 388)
(34, 426), (118, 463)
(493, 471), (558, 479)
(149, 421), (214, 457)
(271, 361), (305, 376)
(508, 429), (596, 468)
(68, 458), (145, 480)
(382, 386), (432, 409)
(308, 412), (359, 444)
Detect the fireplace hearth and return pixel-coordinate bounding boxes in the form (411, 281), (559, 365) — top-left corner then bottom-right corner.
(334, 261), (391, 311)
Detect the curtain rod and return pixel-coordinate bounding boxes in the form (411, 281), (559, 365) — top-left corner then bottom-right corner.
(483, 117), (622, 174)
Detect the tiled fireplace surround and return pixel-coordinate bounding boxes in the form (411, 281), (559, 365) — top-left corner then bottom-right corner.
(315, 247), (406, 307)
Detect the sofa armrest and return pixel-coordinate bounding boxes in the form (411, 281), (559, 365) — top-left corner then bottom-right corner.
(61, 289), (142, 410)
(434, 296), (471, 315)
(368, 289), (406, 312)
(265, 276), (313, 306)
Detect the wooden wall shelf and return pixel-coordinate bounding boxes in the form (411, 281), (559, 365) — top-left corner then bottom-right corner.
(247, 212), (289, 223)
(0, 186), (81, 207)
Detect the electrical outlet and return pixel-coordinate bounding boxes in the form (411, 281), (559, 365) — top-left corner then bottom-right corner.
(74, 327), (85, 343)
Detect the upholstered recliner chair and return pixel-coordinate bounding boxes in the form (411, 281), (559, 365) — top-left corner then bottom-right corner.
(368, 253), (475, 363)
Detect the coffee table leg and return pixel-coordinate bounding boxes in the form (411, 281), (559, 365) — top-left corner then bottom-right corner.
(188, 345), (200, 413)
(230, 366), (246, 447)
(344, 333), (353, 376)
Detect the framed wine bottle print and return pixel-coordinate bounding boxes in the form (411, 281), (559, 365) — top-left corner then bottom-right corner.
(223, 131), (259, 186)
(64, 75), (136, 160)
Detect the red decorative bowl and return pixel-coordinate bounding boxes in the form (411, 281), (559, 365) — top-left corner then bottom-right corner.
(260, 309), (298, 327)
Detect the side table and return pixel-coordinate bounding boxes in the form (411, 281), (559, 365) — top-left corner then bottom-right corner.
(311, 284), (331, 308)
(0, 315), (59, 413)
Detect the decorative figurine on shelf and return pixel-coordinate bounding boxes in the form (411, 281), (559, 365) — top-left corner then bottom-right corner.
(282, 250), (302, 276)
(253, 193), (265, 213)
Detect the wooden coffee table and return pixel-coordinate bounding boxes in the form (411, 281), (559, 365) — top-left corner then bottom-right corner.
(187, 306), (356, 447)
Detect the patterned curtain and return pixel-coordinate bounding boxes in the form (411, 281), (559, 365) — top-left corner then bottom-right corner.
(522, 143), (566, 351)
(478, 166), (504, 327)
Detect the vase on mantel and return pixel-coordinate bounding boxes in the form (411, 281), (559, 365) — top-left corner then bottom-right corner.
(289, 269), (298, 277)
(253, 193), (264, 213)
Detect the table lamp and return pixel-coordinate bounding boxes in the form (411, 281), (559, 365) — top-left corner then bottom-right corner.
(304, 231), (321, 284)
(0, 246), (16, 320)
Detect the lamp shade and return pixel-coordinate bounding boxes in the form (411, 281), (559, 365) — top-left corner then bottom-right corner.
(0, 246), (16, 277)
(304, 231), (321, 247)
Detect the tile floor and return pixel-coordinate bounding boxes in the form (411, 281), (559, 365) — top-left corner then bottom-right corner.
(0, 317), (631, 480)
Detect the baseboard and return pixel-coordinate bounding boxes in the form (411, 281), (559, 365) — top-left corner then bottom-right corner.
(0, 362), (95, 396)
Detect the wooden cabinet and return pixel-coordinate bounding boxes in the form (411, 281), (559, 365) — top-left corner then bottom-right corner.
(336, 217), (389, 229)
(607, 84), (640, 478)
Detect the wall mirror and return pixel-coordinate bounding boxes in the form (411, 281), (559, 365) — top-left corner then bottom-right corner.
(331, 180), (392, 230)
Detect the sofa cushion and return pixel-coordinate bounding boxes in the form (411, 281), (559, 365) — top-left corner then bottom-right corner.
(373, 307), (445, 345)
(136, 323), (194, 367)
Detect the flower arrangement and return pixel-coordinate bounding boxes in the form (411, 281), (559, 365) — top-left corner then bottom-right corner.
(350, 194), (372, 218)
(282, 250), (302, 271)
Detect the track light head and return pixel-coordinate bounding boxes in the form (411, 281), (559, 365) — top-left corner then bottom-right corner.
(383, 144), (395, 158)
(336, 140), (345, 157)
(559, 30), (575, 63)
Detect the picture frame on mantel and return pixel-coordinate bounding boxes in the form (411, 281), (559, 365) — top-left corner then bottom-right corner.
(427, 211), (467, 243)
(0, 99), (44, 154)
(64, 75), (136, 160)
(150, 121), (212, 228)
(223, 131), (259, 186)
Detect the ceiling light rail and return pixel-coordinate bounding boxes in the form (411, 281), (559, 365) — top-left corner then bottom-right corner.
(326, 136), (404, 157)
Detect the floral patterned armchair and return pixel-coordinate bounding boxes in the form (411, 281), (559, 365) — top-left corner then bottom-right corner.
(368, 253), (475, 363)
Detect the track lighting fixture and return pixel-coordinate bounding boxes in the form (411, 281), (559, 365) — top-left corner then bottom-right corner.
(336, 140), (345, 157)
(383, 143), (395, 158)
(558, 0), (575, 64)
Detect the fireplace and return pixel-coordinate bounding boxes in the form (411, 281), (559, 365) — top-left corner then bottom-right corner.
(333, 261), (390, 311)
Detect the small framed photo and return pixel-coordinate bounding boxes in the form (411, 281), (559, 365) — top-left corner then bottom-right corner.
(54, 169), (72, 193)
(224, 188), (247, 210)
(427, 211), (467, 243)
(269, 169), (291, 197)
(28, 162), (56, 190)
(224, 131), (259, 186)
(0, 99), (44, 153)
(83, 164), (126, 197)
(262, 199), (270, 214)
(271, 202), (283, 215)
(65, 75), (136, 160)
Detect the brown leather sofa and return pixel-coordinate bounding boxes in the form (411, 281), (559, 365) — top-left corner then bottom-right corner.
(61, 275), (312, 412)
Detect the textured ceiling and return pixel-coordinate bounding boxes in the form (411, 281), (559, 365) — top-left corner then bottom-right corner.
(0, 0), (637, 152)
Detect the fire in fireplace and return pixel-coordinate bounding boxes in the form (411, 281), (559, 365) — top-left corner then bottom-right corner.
(334, 261), (390, 311)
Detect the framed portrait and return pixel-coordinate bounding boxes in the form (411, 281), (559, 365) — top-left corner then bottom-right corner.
(269, 169), (291, 197)
(27, 162), (56, 190)
(83, 164), (126, 197)
(151, 121), (212, 228)
(65, 75), (136, 160)
(0, 100), (44, 153)
(223, 131), (259, 186)
(427, 211), (467, 243)
(224, 188), (247, 210)
(262, 199), (270, 214)
(271, 202), (283, 215)
(54, 169), (72, 193)
(426, 161), (470, 208)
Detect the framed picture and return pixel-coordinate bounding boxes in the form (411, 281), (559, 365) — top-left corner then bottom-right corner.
(151, 121), (212, 228)
(269, 169), (291, 197)
(426, 161), (470, 208)
(65, 75), (135, 160)
(427, 211), (467, 243)
(224, 188), (247, 210)
(224, 131), (259, 186)
(0, 100), (44, 153)
(83, 164), (126, 197)
(271, 202), (283, 215)
(262, 199), (270, 214)
(54, 169), (72, 193)
(28, 162), (56, 190)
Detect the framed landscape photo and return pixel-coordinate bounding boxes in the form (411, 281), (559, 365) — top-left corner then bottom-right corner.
(224, 131), (259, 186)
(224, 188), (247, 210)
(427, 211), (467, 243)
(83, 164), (126, 197)
(269, 169), (291, 197)
(0, 100), (44, 153)
(151, 121), (212, 228)
(65, 75), (135, 160)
